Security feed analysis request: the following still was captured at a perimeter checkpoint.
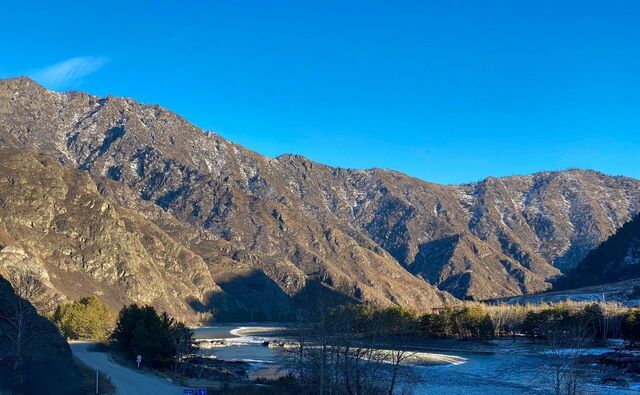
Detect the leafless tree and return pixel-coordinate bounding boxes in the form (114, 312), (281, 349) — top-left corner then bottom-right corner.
(277, 308), (424, 395)
(0, 277), (41, 387)
(540, 315), (590, 395)
(6, 270), (56, 315)
(171, 322), (199, 374)
(384, 347), (418, 395)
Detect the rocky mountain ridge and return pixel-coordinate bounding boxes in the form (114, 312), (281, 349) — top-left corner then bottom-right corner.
(0, 76), (639, 317)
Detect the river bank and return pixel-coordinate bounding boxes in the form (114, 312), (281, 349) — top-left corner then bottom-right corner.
(193, 325), (640, 394)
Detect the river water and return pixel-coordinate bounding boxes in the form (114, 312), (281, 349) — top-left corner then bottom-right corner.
(193, 325), (640, 394)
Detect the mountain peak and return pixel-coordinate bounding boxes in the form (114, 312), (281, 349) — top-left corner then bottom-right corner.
(0, 76), (46, 91)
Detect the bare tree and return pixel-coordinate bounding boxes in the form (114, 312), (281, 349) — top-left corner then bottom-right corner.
(277, 307), (424, 395)
(6, 270), (56, 314)
(385, 349), (420, 395)
(541, 315), (590, 395)
(0, 277), (40, 387)
(171, 322), (199, 374)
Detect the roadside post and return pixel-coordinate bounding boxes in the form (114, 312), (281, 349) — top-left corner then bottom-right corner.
(136, 355), (142, 368)
(198, 388), (207, 395)
(95, 369), (99, 394)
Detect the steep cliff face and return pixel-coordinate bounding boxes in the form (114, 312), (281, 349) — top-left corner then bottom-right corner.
(0, 148), (223, 320)
(0, 77), (639, 305)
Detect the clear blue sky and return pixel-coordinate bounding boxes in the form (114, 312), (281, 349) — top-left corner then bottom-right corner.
(1, 1), (639, 184)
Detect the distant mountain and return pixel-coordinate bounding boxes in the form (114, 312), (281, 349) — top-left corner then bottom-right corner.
(0, 76), (639, 317)
(0, 275), (85, 394)
(555, 214), (640, 290)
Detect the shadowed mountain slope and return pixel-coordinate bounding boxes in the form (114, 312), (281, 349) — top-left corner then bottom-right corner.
(555, 214), (640, 290)
(0, 275), (85, 394)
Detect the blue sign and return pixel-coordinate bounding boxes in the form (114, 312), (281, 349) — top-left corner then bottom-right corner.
(183, 390), (195, 395)
(198, 389), (207, 395)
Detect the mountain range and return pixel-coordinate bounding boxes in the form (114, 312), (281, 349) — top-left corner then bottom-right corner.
(1, 76), (639, 320)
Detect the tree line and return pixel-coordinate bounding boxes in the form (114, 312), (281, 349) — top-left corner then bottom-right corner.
(45, 294), (640, 349)
(310, 302), (640, 345)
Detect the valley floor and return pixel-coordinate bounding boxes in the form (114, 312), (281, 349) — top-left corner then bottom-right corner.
(69, 327), (640, 394)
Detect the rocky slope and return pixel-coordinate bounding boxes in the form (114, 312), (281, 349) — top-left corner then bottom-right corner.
(555, 214), (640, 290)
(0, 76), (639, 309)
(0, 148), (223, 320)
(0, 275), (85, 395)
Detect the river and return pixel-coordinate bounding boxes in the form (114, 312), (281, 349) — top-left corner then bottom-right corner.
(193, 325), (640, 394)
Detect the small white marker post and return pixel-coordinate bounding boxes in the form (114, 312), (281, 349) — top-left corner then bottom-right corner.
(95, 369), (99, 394)
(136, 355), (142, 369)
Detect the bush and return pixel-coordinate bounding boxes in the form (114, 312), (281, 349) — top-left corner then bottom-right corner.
(111, 304), (197, 369)
(53, 296), (113, 340)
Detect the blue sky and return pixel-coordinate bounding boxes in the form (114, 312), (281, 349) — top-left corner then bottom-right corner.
(1, 1), (639, 184)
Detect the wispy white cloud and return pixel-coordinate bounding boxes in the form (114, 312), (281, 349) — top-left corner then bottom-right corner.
(30, 56), (108, 89)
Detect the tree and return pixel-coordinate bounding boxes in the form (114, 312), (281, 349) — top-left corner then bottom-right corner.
(277, 305), (424, 395)
(5, 271), (56, 314)
(420, 305), (494, 339)
(0, 277), (38, 387)
(541, 314), (590, 395)
(171, 321), (198, 373)
(0, 276), (86, 395)
(111, 304), (198, 368)
(369, 307), (419, 337)
(579, 303), (606, 341)
(621, 308), (640, 347)
(53, 296), (113, 340)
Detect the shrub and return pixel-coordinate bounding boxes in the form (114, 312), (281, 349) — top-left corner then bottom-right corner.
(53, 296), (113, 340)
